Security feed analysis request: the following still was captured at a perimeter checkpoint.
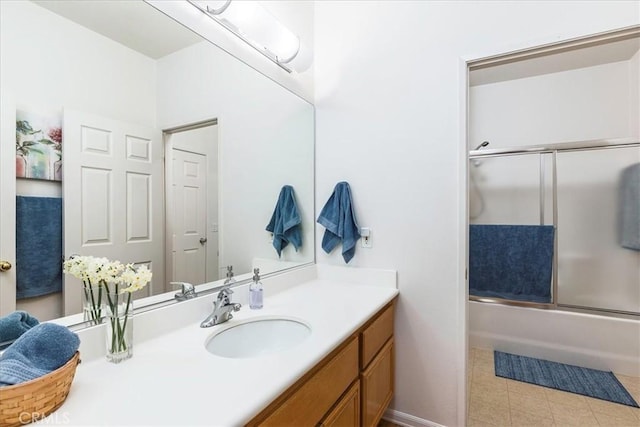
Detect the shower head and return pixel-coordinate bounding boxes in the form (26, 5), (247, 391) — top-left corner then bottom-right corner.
(474, 141), (490, 151)
(471, 141), (489, 167)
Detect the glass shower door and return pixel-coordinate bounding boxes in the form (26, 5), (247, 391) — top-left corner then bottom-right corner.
(556, 146), (640, 314)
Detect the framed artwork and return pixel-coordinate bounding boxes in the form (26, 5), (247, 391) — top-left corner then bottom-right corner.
(15, 110), (62, 181)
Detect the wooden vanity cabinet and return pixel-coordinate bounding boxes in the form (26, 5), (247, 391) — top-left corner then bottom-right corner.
(249, 337), (359, 427)
(321, 381), (361, 427)
(361, 338), (394, 427)
(359, 303), (395, 427)
(247, 300), (395, 427)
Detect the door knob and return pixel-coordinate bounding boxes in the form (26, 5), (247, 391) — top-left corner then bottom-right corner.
(0, 260), (12, 272)
(199, 237), (207, 245)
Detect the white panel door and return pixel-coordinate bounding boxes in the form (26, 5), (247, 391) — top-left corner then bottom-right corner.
(171, 149), (207, 285)
(63, 110), (164, 315)
(0, 96), (16, 315)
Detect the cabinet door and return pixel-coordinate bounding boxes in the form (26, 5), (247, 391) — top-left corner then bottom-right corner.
(361, 338), (394, 427)
(255, 337), (359, 427)
(361, 304), (394, 369)
(321, 381), (360, 427)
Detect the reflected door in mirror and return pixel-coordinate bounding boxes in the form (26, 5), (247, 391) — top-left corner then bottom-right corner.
(63, 110), (165, 315)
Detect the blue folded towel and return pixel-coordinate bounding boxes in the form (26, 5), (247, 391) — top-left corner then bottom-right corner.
(16, 196), (63, 299)
(0, 323), (79, 386)
(620, 163), (640, 251)
(266, 185), (302, 257)
(317, 182), (361, 263)
(0, 311), (39, 348)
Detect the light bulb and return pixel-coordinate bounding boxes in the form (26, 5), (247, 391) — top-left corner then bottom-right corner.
(215, 1), (300, 63)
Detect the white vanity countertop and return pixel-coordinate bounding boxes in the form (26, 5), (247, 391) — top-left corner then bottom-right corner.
(58, 277), (398, 426)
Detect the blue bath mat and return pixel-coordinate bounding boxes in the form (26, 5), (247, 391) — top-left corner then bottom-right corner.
(494, 351), (639, 407)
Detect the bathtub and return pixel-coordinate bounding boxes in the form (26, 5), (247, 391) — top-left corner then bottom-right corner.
(469, 300), (640, 376)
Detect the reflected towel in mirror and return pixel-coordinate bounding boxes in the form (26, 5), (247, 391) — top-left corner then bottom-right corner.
(266, 185), (302, 257)
(16, 196), (63, 299)
(317, 182), (361, 263)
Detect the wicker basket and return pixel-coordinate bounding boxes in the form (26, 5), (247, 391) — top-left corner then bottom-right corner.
(0, 352), (80, 427)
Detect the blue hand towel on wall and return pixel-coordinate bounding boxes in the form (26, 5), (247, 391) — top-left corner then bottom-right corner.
(266, 185), (302, 257)
(16, 196), (63, 299)
(317, 182), (361, 263)
(469, 224), (555, 303)
(0, 311), (39, 348)
(0, 323), (79, 386)
(620, 163), (640, 251)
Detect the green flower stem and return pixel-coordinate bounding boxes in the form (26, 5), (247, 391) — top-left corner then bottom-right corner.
(83, 280), (102, 324)
(118, 293), (132, 351)
(106, 285), (131, 354)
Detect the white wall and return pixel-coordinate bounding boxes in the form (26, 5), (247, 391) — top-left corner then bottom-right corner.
(313, 1), (639, 426)
(156, 41), (315, 278)
(0, 1), (157, 128)
(0, 0), (157, 321)
(470, 61), (633, 147)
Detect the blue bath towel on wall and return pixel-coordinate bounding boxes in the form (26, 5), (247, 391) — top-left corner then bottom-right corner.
(317, 182), (361, 263)
(469, 224), (555, 303)
(16, 196), (63, 299)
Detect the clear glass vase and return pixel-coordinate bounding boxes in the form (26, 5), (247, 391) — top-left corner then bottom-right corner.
(104, 290), (133, 363)
(82, 283), (103, 325)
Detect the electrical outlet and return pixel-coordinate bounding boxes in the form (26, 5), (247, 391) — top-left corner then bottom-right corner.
(361, 227), (372, 248)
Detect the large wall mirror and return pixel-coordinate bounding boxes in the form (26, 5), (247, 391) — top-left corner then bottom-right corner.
(0, 0), (314, 326)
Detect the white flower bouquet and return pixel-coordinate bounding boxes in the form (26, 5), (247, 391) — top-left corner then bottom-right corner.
(63, 255), (152, 362)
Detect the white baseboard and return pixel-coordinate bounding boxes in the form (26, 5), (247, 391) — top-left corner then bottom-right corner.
(383, 409), (445, 427)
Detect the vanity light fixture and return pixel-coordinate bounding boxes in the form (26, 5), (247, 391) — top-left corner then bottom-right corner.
(188, 0), (308, 73)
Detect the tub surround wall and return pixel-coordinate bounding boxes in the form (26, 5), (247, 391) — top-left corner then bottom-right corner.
(469, 301), (640, 377)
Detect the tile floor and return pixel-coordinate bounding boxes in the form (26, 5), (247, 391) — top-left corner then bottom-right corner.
(467, 347), (640, 426)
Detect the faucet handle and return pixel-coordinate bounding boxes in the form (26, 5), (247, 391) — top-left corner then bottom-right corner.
(218, 286), (233, 298)
(171, 282), (197, 301)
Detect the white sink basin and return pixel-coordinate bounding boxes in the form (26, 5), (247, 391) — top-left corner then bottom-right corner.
(205, 317), (311, 358)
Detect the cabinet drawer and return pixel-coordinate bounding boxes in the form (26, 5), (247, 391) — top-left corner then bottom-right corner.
(361, 337), (394, 427)
(257, 337), (359, 427)
(320, 380), (360, 427)
(361, 303), (394, 369)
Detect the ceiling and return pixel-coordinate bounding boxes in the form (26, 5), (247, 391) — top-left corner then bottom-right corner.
(470, 36), (640, 86)
(32, 0), (203, 59)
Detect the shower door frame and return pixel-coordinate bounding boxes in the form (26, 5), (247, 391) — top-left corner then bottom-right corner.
(468, 138), (640, 316)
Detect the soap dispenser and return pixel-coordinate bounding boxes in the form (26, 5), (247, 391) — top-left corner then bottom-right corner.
(249, 268), (263, 309)
(223, 265), (235, 286)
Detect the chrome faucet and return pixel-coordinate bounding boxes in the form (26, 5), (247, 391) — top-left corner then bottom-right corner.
(171, 282), (197, 301)
(200, 287), (241, 328)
